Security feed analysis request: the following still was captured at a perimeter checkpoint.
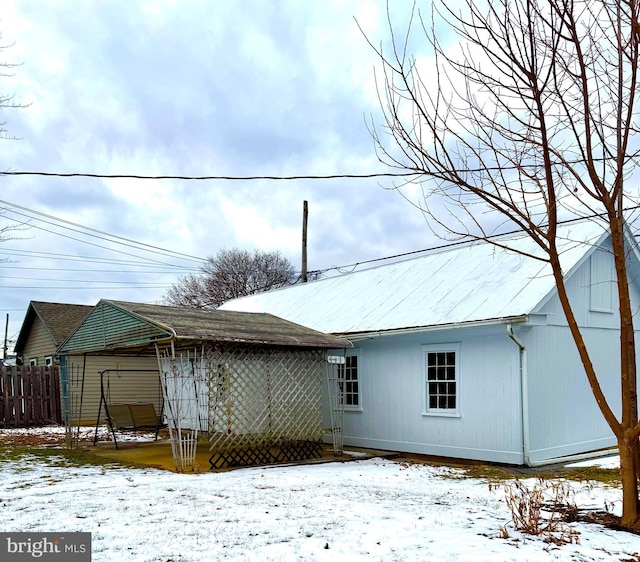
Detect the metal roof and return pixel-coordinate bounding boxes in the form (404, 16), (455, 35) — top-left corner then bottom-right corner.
(60, 300), (350, 353)
(220, 219), (611, 335)
(15, 301), (94, 353)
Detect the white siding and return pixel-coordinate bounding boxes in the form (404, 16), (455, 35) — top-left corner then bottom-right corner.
(525, 247), (628, 463)
(325, 326), (525, 464)
(524, 325), (618, 463)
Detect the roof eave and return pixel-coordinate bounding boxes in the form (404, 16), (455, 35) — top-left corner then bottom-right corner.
(338, 315), (529, 341)
(171, 334), (352, 350)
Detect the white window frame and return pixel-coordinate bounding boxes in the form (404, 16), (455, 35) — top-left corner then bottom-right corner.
(29, 357), (38, 367)
(340, 349), (362, 412)
(421, 343), (461, 417)
(45, 355), (54, 367)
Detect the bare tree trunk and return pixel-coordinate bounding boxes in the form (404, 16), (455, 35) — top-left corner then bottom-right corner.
(366, 0), (640, 529)
(609, 214), (640, 527)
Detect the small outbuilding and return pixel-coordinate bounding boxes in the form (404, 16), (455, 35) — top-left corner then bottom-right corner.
(58, 300), (351, 470)
(221, 218), (640, 466)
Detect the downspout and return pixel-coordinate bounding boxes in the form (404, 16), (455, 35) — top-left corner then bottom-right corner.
(507, 324), (531, 467)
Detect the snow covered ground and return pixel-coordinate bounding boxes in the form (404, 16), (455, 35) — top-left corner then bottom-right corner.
(0, 427), (637, 561)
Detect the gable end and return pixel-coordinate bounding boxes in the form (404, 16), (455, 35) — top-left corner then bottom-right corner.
(58, 301), (169, 353)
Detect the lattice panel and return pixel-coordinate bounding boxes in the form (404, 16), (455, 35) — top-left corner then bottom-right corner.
(206, 345), (325, 468)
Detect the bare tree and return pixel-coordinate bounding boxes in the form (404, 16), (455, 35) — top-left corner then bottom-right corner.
(367, 0), (640, 528)
(0, 210), (26, 262)
(164, 248), (296, 308)
(0, 39), (24, 141)
(0, 38), (28, 255)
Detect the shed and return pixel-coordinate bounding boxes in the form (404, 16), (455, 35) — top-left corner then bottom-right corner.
(58, 300), (350, 470)
(220, 217), (640, 466)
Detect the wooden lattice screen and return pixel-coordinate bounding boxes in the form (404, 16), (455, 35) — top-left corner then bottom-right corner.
(206, 345), (326, 469)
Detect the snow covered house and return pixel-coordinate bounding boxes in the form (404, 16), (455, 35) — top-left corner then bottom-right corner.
(220, 218), (640, 466)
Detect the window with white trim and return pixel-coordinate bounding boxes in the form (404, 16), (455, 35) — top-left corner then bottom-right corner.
(339, 351), (361, 409)
(422, 344), (460, 414)
(45, 356), (54, 367)
(29, 358), (38, 367)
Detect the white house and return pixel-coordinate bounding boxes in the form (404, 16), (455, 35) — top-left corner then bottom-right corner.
(220, 218), (640, 466)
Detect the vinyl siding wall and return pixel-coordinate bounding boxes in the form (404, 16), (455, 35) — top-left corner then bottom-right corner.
(324, 325), (525, 464)
(21, 318), (56, 366)
(62, 355), (162, 425)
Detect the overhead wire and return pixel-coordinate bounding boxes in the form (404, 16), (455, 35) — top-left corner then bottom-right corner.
(1, 171), (417, 180)
(0, 156), (631, 181)
(1, 265), (200, 273)
(0, 248), (194, 268)
(0, 199), (206, 262)
(1, 206), (204, 267)
(2, 178), (640, 293)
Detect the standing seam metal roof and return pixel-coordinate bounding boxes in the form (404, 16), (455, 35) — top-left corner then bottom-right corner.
(220, 219), (611, 334)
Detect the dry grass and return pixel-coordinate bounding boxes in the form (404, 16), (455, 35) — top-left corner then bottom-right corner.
(501, 478), (581, 544)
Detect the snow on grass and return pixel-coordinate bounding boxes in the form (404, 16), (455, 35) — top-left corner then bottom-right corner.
(0, 425), (157, 444)
(1, 443), (638, 562)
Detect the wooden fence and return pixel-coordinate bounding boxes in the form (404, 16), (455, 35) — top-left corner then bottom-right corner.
(0, 366), (62, 427)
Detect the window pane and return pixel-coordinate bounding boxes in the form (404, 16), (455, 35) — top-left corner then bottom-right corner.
(342, 353), (360, 407)
(426, 349), (457, 411)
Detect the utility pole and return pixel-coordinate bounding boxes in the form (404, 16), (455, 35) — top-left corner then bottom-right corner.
(3, 313), (8, 360)
(301, 200), (308, 283)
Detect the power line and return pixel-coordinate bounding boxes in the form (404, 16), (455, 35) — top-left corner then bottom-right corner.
(1, 284), (171, 290)
(0, 248), (193, 267)
(0, 275), (177, 284)
(0, 199), (206, 263)
(308, 206), (640, 276)
(1, 171), (417, 180)
(4, 214), (196, 268)
(0, 155), (631, 182)
(1, 265), (200, 273)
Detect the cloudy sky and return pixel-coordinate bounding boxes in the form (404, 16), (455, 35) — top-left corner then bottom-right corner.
(0, 0), (439, 349)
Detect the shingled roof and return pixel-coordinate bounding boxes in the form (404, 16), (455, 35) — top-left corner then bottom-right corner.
(58, 300), (351, 354)
(15, 301), (94, 353)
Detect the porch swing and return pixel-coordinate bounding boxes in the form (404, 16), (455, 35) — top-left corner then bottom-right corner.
(93, 368), (166, 449)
